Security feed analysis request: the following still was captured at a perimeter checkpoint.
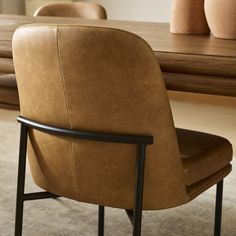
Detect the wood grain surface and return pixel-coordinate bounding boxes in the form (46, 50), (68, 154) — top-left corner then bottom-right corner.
(0, 14), (236, 96)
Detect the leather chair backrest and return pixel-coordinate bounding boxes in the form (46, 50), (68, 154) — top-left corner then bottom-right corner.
(13, 25), (188, 210)
(34, 2), (107, 19)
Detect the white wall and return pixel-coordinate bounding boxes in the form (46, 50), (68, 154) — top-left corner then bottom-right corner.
(85, 0), (173, 22)
(0, 0), (173, 20)
(0, 0), (25, 14)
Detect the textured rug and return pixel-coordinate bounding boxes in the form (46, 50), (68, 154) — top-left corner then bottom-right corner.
(0, 109), (235, 236)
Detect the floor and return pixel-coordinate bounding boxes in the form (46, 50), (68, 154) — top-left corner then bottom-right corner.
(0, 91), (235, 235)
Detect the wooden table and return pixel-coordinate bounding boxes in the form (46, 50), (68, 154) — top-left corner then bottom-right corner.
(1, 14), (236, 97)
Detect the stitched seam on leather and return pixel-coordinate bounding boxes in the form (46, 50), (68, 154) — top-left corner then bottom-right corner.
(56, 26), (77, 196)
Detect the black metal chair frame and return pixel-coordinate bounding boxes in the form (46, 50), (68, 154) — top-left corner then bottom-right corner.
(15, 116), (224, 236)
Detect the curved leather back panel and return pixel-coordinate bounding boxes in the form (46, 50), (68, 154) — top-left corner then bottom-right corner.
(13, 25), (188, 209)
(34, 2), (107, 19)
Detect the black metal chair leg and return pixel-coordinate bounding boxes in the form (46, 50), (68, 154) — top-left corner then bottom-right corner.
(214, 180), (224, 236)
(98, 205), (105, 236)
(133, 208), (142, 236)
(133, 144), (146, 236)
(15, 123), (28, 236)
(15, 197), (24, 236)
(125, 209), (134, 226)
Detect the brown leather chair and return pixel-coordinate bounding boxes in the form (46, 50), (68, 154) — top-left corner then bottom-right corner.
(34, 2), (107, 19)
(12, 24), (232, 236)
(0, 74), (19, 110)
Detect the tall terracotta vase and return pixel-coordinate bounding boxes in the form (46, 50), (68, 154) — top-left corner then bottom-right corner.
(205, 0), (236, 39)
(170, 0), (210, 35)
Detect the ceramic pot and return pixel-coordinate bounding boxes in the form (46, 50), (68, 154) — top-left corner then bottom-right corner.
(170, 0), (210, 35)
(205, 0), (236, 39)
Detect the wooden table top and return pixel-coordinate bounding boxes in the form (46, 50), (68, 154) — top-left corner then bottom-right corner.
(1, 14), (236, 96)
(1, 14), (236, 58)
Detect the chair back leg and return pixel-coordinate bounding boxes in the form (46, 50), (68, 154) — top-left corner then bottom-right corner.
(214, 180), (224, 236)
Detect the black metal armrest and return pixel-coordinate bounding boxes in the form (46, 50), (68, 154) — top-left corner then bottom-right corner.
(17, 116), (153, 145)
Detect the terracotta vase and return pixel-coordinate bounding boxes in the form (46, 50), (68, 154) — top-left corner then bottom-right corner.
(170, 0), (210, 35)
(205, 0), (236, 39)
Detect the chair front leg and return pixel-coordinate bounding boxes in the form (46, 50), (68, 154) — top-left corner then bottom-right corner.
(214, 180), (224, 236)
(15, 123), (28, 236)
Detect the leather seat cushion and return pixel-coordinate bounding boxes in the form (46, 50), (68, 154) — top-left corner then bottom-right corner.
(176, 128), (233, 186)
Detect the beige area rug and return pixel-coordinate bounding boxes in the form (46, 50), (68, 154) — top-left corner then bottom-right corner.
(0, 109), (235, 236)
